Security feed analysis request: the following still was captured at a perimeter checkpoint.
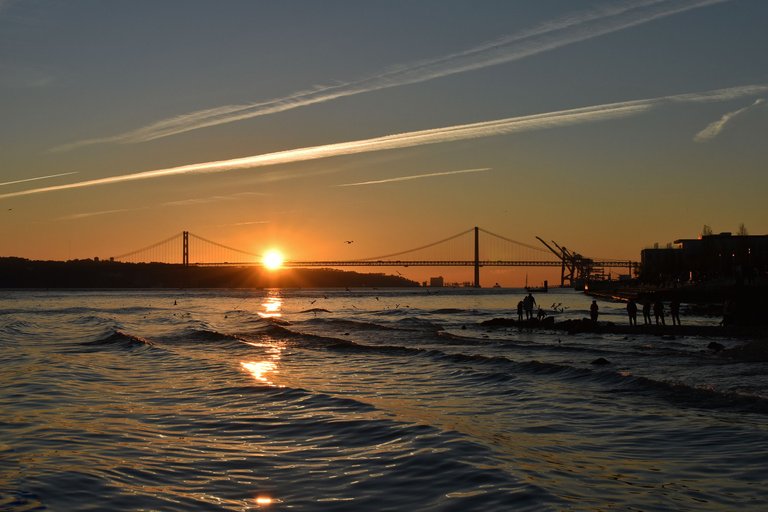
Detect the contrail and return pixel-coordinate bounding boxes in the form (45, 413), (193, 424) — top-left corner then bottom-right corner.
(694, 98), (765, 142)
(337, 168), (491, 187)
(4, 84), (766, 200)
(53, 0), (730, 151)
(58, 208), (136, 221)
(0, 171), (78, 187)
(161, 191), (266, 207)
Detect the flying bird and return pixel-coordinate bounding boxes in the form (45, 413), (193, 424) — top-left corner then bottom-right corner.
(344, 240), (354, 244)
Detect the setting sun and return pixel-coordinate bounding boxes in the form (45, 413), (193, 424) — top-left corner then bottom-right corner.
(262, 249), (284, 270)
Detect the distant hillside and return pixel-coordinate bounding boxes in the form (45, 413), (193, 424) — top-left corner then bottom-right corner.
(0, 258), (420, 288)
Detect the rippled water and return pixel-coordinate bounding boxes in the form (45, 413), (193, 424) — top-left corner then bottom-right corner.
(1, 288), (767, 511)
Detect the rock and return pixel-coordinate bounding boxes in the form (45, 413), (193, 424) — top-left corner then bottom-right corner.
(723, 340), (768, 362)
(591, 357), (611, 365)
(707, 341), (725, 352)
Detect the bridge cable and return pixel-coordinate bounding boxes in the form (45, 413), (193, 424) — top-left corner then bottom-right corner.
(189, 233), (260, 257)
(356, 228), (475, 261)
(112, 232), (183, 260)
(477, 228), (552, 253)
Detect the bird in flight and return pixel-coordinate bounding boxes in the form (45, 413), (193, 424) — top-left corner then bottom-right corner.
(344, 240), (354, 244)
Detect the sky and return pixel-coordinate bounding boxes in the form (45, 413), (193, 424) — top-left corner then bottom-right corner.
(1, 0), (767, 286)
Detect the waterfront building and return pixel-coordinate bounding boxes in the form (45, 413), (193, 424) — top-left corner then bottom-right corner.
(641, 233), (768, 284)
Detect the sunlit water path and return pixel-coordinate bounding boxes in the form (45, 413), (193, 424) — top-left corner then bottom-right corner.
(1, 288), (766, 510)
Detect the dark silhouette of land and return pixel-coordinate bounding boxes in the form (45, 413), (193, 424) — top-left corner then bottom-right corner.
(0, 258), (419, 288)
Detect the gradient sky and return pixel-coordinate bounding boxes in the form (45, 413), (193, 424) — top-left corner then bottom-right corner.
(2, 0), (767, 285)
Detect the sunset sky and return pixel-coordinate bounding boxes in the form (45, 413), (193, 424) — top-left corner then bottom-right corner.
(2, 0), (767, 286)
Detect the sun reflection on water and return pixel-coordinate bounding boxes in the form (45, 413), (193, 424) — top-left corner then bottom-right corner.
(258, 292), (283, 318)
(254, 495), (274, 506)
(241, 338), (284, 387)
(241, 360), (277, 385)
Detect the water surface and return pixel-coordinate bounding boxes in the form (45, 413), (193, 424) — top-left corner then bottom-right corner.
(1, 288), (766, 510)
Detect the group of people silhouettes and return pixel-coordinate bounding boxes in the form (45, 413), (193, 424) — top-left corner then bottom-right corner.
(517, 293), (538, 321)
(626, 298), (681, 326)
(515, 293), (683, 327)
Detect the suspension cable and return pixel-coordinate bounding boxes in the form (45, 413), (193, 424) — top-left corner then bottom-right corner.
(189, 233), (260, 257)
(112, 232), (183, 260)
(478, 228), (551, 253)
(357, 228), (475, 261)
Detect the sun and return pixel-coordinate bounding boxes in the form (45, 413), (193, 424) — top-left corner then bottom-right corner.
(262, 249), (284, 270)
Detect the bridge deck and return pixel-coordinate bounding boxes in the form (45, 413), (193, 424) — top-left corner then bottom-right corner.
(197, 260), (635, 268)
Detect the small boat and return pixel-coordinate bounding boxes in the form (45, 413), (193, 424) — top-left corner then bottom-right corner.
(526, 280), (549, 293)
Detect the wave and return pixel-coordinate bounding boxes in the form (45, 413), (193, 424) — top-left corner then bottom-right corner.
(609, 373), (768, 414)
(160, 328), (252, 348)
(431, 308), (468, 314)
(516, 358), (768, 414)
(7, 306), (155, 316)
(79, 330), (154, 349)
(279, 324), (768, 414)
(0, 319), (36, 336)
(301, 317), (401, 331)
(71, 315), (120, 328)
(396, 317), (444, 331)
(298, 307), (332, 314)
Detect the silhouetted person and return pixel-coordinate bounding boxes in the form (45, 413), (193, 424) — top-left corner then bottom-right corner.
(642, 301), (652, 325)
(517, 300), (524, 321)
(590, 300), (599, 323)
(627, 299), (638, 326)
(653, 300), (665, 326)
(670, 300), (681, 326)
(537, 306), (546, 320)
(524, 293), (536, 320)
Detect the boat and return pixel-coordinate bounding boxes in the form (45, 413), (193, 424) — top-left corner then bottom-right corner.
(526, 280), (549, 293)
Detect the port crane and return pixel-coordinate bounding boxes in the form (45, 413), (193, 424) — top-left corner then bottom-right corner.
(536, 237), (637, 288)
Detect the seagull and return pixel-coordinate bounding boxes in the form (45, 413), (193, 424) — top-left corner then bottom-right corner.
(344, 240), (354, 244)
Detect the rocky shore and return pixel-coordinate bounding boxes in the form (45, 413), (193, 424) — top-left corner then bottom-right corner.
(479, 317), (768, 361)
(584, 281), (768, 327)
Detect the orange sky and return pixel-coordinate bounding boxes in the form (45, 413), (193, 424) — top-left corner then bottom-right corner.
(2, 1), (767, 286)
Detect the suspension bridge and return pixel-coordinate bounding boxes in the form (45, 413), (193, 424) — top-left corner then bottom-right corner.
(110, 227), (638, 288)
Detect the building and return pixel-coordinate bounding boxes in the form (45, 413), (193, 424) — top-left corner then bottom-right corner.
(429, 276), (444, 287)
(641, 233), (768, 284)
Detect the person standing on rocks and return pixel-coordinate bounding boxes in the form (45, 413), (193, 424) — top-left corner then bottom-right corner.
(524, 293), (536, 320)
(670, 300), (681, 326)
(627, 299), (638, 326)
(642, 301), (652, 325)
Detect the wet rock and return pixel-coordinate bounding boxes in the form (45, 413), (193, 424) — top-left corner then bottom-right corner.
(723, 340), (768, 362)
(707, 341), (725, 352)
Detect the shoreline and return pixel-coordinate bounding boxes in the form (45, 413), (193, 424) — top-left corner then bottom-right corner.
(480, 316), (767, 339)
(479, 317), (768, 362)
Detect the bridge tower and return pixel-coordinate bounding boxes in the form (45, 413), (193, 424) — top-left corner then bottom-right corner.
(474, 226), (480, 288)
(182, 231), (189, 266)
